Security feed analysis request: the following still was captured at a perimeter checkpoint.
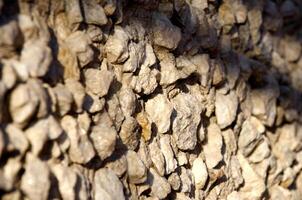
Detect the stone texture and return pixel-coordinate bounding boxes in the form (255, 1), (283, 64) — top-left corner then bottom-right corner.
(148, 168), (171, 199)
(126, 150), (147, 184)
(215, 91), (238, 129)
(203, 123), (223, 169)
(160, 135), (177, 175)
(61, 115), (95, 164)
(192, 157), (208, 190)
(145, 94), (173, 134)
(0, 1), (301, 200)
(172, 93), (202, 150)
(84, 68), (114, 97)
(94, 168), (125, 200)
(21, 154), (50, 200)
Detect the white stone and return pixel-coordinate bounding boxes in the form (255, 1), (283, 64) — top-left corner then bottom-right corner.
(192, 157), (208, 189)
(215, 91), (238, 129)
(145, 94), (173, 134)
(203, 123), (223, 168)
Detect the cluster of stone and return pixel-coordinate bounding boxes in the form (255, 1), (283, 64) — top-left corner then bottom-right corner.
(0, 0), (301, 199)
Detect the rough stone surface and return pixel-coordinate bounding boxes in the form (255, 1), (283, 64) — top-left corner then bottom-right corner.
(215, 91), (238, 129)
(94, 168), (125, 200)
(0, 1), (302, 199)
(145, 94), (173, 134)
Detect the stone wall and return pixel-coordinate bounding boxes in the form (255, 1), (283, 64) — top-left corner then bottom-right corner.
(0, 0), (302, 199)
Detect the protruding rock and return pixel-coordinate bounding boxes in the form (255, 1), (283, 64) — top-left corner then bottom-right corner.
(151, 12), (181, 50)
(145, 94), (173, 134)
(94, 168), (125, 200)
(192, 157), (208, 190)
(84, 68), (114, 97)
(90, 123), (117, 160)
(172, 93), (202, 150)
(203, 123), (223, 168)
(126, 150), (147, 184)
(148, 168), (171, 199)
(61, 115), (95, 164)
(9, 83), (39, 126)
(105, 26), (129, 63)
(215, 91), (238, 129)
(21, 154), (50, 200)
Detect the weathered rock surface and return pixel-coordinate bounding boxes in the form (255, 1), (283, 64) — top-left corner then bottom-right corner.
(0, 1), (301, 199)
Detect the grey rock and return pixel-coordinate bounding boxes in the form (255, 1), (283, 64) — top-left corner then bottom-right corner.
(5, 124), (28, 155)
(21, 40), (51, 78)
(151, 12), (181, 50)
(123, 42), (145, 72)
(105, 26), (129, 63)
(119, 117), (140, 150)
(179, 167), (192, 193)
(119, 87), (137, 117)
(126, 150), (147, 184)
(90, 123), (117, 160)
(65, 0), (83, 30)
(149, 139), (165, 176)
(65, 79), (86, 113)
(9, 83), (39, 126)
(83, 0), (108, 26)
(53, 84), (74, 116)
(238, 116), (265, 156)
(84, 68), (114, 97)
(145, 94), (173, 134)
(160, 135), (177, 175)
(172, 93), (202, 150)
(61, 115), (95, 164)
(65, 31), (94, 67)
(25, 119), (50, 156)
(215, 91), (238, 129)
(94, 168), (125, 200)
(237, 152), (266, 199)
(51, 164), (77, 200)
(21, 154), (50, 200)
(1, 63), (17, 89)
(203, 123), (223, 169)
(83, 92), (105, 113)
(148, 168), (171, 199)
(168, 172), (181, 191)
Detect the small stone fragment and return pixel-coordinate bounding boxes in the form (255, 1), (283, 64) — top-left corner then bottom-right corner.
(172, 93), (202, 150)
(105, 26), (129, 63)
(9, 83), (39, 126)
(238, 117), (265, 156)
(21, 154), (50, 200)
(90, 123), (117, 160)
(83, 0), (108, 26)
(168, 172), (181, 191)
(215, 91), (238, 129)
(53, 84), (74, 116)
(203, 123), (223, 168)
(145, 94), (173, 134)
(151, 12), (181, 50)
(160, 135), (177, 175)
(149, 139), (165, 176)
(192, 157), (208, 190)
(51, 164), (77, 200)
(65, 31), (94, 67)
(126, 150), (147, 184)
(148, 168), (171, 199)
(65, 79), (86, 113)
(5, 124), (28, 155)
(84, 68), (114, 97)
(119, 117), (140, 150)
(61, 115), (95, 164)
(94, 168), (125, 200)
